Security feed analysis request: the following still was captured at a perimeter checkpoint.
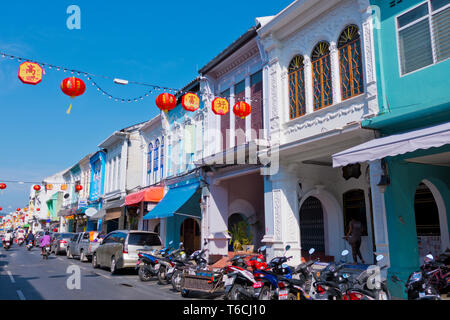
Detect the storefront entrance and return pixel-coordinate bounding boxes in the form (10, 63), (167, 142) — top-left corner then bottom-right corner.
(415, 182), (442, 259)
(299, 197), (325, 253)
(180, 218), (200, 254)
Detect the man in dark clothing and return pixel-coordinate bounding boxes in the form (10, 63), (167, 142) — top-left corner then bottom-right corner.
(25, 231), (35, 246)
(345, 215), (365, 264)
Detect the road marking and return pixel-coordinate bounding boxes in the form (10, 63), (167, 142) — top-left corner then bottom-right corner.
(16, 290), (26, 300)
(7, 271), (15, 283)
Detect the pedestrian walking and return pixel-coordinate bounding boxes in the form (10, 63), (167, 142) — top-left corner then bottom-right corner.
(345, 215), (365, 265)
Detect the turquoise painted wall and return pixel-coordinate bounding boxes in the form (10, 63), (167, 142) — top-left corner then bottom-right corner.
(369, 0), (450, 134)
(383, 145), (450, 298)
(165, 215), (187, 248)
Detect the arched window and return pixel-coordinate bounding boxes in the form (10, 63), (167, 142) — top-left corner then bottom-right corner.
(288, 55), (306, 119)
(311, 41), (333, 110)
(147, 143), (153, 185)
(160, 137), (164, 180)
(154, 139), (159, 182)
(338, 25), (364, 100)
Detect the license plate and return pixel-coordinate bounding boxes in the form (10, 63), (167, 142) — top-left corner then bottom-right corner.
(278, 289), (289, 300)
(154, 263), (160, 270)
(224, 277), (234, 286)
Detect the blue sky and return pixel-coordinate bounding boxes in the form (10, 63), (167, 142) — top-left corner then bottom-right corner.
(0, 1), (292, 212)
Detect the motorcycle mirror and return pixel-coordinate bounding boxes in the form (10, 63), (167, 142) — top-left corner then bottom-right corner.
(425, 254), (434, 261)
(179, 242), (184, 248)
(376, 254), (384, 262)
(309, 248), (315, 255)
(169, 240), (173, 245)
(341, 250), (349, 256)
(259, 246), (267, 252)
(285, 245), (291, 251)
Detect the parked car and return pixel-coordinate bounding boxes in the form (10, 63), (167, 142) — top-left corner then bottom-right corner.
(51, 232), (75, 255)
(67, 231), (101, 262)
(34, 231), (45, 247)
(92, 230), (162, 274)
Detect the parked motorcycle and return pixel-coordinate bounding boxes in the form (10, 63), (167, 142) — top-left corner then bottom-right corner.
(171, 247), (209, 292)
(421, 253), (449, 294)
(280, 248), (318, 300)
(136, 243), (173, 282)
(223, 251), (260, 300)
(312, 249), (351, 300)
(343, 254), (390, 300)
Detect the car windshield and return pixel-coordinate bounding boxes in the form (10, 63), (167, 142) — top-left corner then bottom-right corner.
(128, 233), (161, 246)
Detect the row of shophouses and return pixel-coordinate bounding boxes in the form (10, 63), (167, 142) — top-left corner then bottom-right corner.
(28, 0), (450, 298)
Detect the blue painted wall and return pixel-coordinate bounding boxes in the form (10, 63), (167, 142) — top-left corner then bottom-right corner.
(367, 0), (450, 134)
(368, 0), (450, 298)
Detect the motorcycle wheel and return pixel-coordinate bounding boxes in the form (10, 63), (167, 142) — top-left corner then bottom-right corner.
(229, 284), (243, 300)
(181, 289), (190, 298)
(258, 286), (272, 300)
(158, 266), (169, 285)
(138, 265), (152, 282)
(171, 269), (182, 291)
(288, 293), (298, 300)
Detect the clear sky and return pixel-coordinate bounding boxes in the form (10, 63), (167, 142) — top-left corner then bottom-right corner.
(0, 0), (293, 212)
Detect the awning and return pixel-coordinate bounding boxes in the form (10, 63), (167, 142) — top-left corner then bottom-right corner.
(57, 208), (75, 217)
(104, 208), (122, 221)
(333, 122), (450, 167)
(89, 198), (124, 220)
(144, 182), (201, 220)
(124, 187), (164, 206)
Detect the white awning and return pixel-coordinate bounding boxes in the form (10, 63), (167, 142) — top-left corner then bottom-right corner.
(333, 122), (450, 167)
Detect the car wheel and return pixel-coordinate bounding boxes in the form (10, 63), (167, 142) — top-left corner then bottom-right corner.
(110, 256), (117, 275)
(92, 254), (99, 268)
(80, 250), (86, 262)
(287, 293), (298, 300)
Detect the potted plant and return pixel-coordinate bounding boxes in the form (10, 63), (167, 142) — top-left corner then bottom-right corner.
(230, 221), (253, 253)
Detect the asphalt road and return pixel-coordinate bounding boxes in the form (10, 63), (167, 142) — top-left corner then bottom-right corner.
(0, 243), (222, 300)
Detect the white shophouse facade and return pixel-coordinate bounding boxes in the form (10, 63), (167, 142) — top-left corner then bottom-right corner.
(257, 0), (385, 265)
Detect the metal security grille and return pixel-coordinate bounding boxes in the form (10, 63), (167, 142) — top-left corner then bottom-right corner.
(299, 197), (325, 252)
(339, 25), (364, 100)
(312, 42), (333, 110)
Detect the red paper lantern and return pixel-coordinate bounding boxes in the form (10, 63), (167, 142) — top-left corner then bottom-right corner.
(233, 101), (252, 119)
(16, 208), (20, 211)
(0, 183), (6, 190)
(212, 97), (229, 116)
(33, 185), (41, 191)
(46, 184), (53, 190)
(182, 93), (200, 112)
(0, 207), (2, 211)
(156, 93), (177, 112)
(61, 77), (86, 114)
(75, 185), (83, 192)
(61, 77), (86, 97)
(36, 208), (41, 212)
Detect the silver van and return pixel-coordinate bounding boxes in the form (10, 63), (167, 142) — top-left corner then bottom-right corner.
(92, 230), (162, 274)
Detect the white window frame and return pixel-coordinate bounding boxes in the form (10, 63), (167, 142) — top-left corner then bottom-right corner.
(396, 0), (450, 77)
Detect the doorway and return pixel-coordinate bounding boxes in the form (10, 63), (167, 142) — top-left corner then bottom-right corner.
(299, 197), (325, 253)
(180, 218), (200, 255)
(414, 183), (441, 258)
